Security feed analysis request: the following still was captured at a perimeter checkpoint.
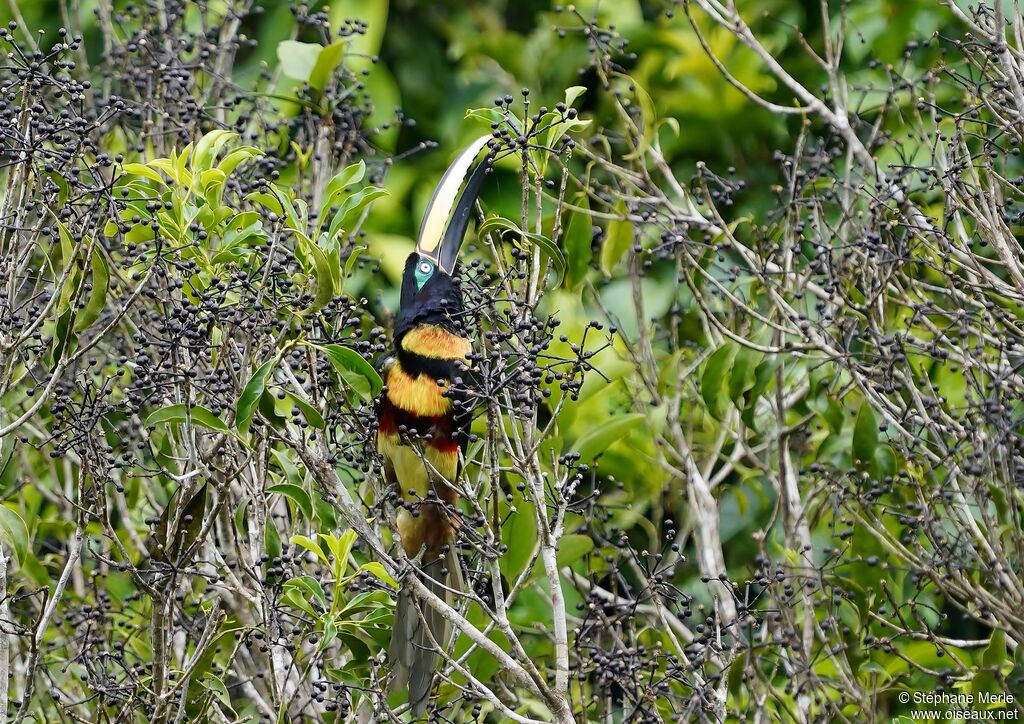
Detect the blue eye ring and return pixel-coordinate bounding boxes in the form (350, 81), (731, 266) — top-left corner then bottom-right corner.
(414, 258), (435, 289)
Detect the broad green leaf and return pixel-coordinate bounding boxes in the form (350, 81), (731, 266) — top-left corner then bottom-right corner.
(575, 413), (646, 460)
(555, 534), (594, 568)
(501, 494), (537, 581)
(192, 130), (237, 173)
(0, 505), (28, 565)
(320, 161), (366, 221)
(217, 147), (261, 177)
(465, 107), (523, 135)
(600, 202), (634, 275)
(246, 191), (283, 216)
(236, 359), (276, 432)
(265, 516), (282, 559)
(564, 199), (592, 289)
(327, 187), (388, 240)
(120, 162), (166, 185)
(282, 588), (318, 617)
(315, 344), (383, 399)
(309, 40), (347, 92)
(564, 86), (587, 107)
(741, 356), (780, 430)
(266, 483), (314, 521)
(852, 401), (879, 463)
(701, 345), (737, 421)
(146, 404), (230, 433)
(277, 40), (322, 84)
(320, 530), (357, 578)
(343, 244), (368, 289)
(871, 444), (897, 480)
(291, 534), (330, 566)
(477, 216), (566, 287)
(286, 392), (326, 429)
(982, 628), (1008, 669)
(285, 575), (328, 609)
(728, 347), (762, 404)
(359, 562), (398, 588)
(295, 231), (335, 311)
(73, 248), (109, 332)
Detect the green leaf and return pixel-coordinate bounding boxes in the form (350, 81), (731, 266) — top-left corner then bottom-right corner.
(575, 413), (646, 461)
(295, 231), (335, 311)
(359, 562), (398, 588)
(192, 130), (237, 174)
(216, 147), (261, 177)
(327, 187), (388, 240)
(246, 191), (284, 216)
(852, 401), (879, 463)
(146, 404), (230, 433)
(282, 588), (318, 617)
(465, 107), (523, 135)
(563, 199), (593, 289)
(555, 534), (593, 568)
(343, 244), (368, 289)
(320, 161), (366, 221)
(73, 249), (109, 332)
(600, 202), (634, 275)
(728, 347), (762, 405)
(320, 530), (357, 578)
(702, 345), (737, 421)
(0, 505), (28, 565)
(286, 392), (326, 429)
(120, 162), (166, 185)
(315, 344), (383, 400)
(148, 483), (208, 564)
(477, 217), (565, 287)
(277, 40), (322, 84)
(871, 444), (897, 480)
(564, 86), (587, 107)
(265, 516), (282, 559)
(741, 356), (780, 430)
(286, 575), (328, 608)
(982, 628), (1008, 669)
(266, 483), (314, 521)
(291, 534), (330, 566)
(501, 494), (537, 581)
(309, 40), (346, 92)
(236, 359), (276, 432)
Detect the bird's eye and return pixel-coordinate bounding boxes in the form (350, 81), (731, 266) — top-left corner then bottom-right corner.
(419, 261), (432, 274)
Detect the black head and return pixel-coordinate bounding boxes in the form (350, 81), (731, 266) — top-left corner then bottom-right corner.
(395, 252), (465, 339)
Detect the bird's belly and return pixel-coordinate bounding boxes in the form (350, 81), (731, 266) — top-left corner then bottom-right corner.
(379, 433), (431, 500)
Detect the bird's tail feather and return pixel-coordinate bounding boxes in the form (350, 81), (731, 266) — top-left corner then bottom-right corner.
(388, 546), (462, 717)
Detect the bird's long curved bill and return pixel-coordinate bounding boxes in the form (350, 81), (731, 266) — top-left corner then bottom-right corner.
(416, 134), (491, 273)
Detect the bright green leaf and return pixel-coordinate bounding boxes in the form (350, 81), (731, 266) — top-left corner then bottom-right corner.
(146, 404), (230, 433)
(277, 40), (322, 84)
(600, 202), (634, 275)
(236, 359), (276, 432)
(702, 345), (737, 421)
(575, 413), (646, 461)
(73, 249), (109, 332)
(564, 199), (593, 289)
(0, 505), (28, 565)
(852, 401), (879, 463)
(266, 483), (314, 520)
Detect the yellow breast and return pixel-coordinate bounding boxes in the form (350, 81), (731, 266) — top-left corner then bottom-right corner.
(384, 361), (452, 417)
(401, 324), (472, 362)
